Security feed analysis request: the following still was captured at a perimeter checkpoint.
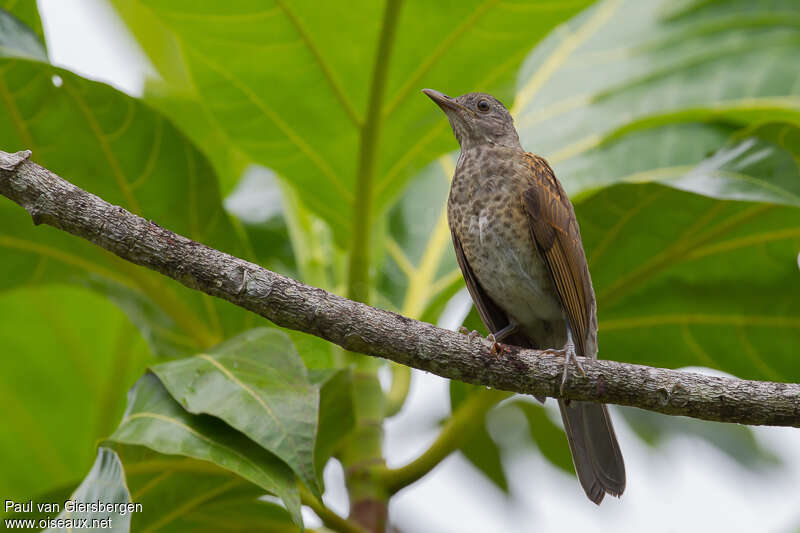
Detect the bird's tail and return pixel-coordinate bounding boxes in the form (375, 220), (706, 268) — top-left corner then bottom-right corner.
(558, 399), (626, 504)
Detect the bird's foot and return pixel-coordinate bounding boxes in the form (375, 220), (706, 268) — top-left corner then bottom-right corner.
(458, 326), (480, 341)
(486, 322), (519, 357)
(459, 327), (505, 356)
(560, 342), (586, 396)
(487, 334), (505, 357)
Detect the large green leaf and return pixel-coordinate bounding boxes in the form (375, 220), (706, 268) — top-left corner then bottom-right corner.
(561, 122), (800, 204)
(62, 445), (301, 532)
(0, 58), (253, 353)
(514, 0), (800, 185)
(569, 120), (800, 376)
(108, 373), (302, 526)
(581, 181), (800, 379)
(110, 0), (593, 244)
(0, 285), (152, 502)
(150, 329), (321, 497)
(127, 478), (298, 533)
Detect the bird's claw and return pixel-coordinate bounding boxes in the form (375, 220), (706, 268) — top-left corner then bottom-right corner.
(459, 327), (505, 356)
(487, 334), (505, 357)
(459, 326), (480, 341)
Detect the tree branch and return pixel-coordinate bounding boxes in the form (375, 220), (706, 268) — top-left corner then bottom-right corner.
(2, 149), (800, 428)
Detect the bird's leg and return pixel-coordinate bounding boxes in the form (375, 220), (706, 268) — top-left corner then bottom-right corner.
(458, 326), (480, 341)
(491, 322), (518, 343)
(560, 322), (586, 395)
(487, 321), (518, 357)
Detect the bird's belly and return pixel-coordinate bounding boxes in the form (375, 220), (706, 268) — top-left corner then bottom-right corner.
(461, 207), (566, 345)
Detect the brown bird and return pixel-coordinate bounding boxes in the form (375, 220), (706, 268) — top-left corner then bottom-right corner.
(423, 88), (625, 504)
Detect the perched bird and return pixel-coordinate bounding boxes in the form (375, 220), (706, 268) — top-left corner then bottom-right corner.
(423, 88), (625, 504)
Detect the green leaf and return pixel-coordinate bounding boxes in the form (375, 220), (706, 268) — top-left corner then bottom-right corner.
(0, 8), (46, 60)
(0, 285), (152, 502)
(82, 277), (201, 358)
(284, 329), (337, 370)
(43, 448), (131, 533)
(561, 122), (800, 204)
(150, 329), (321, 498)
(115, 445), (301, 532)
(145, 88), (250, 193)
(0, 58), (253, 352)
(110, 0), (593, 244)
(108, 373), (302, 526)
(580, 181), (800, 380)
(515, 0), (800, 185)
(449, 382), (508, 492)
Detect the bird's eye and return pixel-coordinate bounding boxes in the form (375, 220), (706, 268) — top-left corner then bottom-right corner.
(477, 100), (491, 113)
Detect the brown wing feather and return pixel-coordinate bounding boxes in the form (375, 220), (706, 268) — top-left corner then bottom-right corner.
(521, 153), (595, 357)
(522, 154), (624, 500)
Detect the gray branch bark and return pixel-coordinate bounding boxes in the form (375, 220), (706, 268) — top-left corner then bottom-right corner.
(2, 149), (799, 427)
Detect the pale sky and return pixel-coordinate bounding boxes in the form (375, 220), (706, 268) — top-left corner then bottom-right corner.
(35, 1), (800, 531)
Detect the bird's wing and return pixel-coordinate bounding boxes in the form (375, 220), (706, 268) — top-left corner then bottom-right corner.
(521, 153), (596, 357)
(451, 231), (509, 335)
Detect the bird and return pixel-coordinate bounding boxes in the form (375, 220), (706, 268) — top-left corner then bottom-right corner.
(423, 88), (625, 504)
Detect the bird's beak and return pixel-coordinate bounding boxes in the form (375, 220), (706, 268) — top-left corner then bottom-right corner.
(422, 88), (471, 116)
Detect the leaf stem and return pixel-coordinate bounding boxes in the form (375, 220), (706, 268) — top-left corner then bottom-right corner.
(300, 485), (370, 533)
(378, 388), (510, 493)
(340, 3), (404, 524)
(384, 363), (411, 417)
(347, 0), (404, 305)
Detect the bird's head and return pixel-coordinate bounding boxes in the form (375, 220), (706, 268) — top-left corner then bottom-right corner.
(423, 89), (520, 150)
